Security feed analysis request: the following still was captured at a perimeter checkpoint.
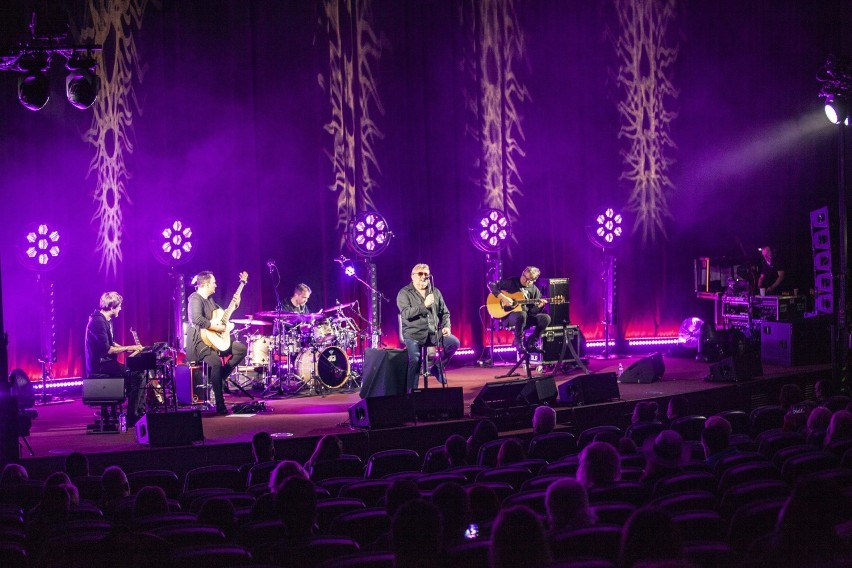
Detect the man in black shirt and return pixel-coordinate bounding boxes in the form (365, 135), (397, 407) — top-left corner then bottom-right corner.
(186, 271), (247, 415)
(757, 245), (786, 295)
(84, 291), (146, 426)
(397, 263), (460, 390)
(281, 283), (312, 313)
(489, 266), (550, 353)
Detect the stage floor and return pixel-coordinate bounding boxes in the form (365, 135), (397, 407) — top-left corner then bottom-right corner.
(19, 352), (828, 461)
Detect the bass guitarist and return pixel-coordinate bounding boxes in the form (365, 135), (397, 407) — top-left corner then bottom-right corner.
(186, 271), (248, 415)
(488, 266), (550, 354)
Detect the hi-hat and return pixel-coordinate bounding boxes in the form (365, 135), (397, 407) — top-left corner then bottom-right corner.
(322, 301), (357, 313)
(231, 318), (272, 326)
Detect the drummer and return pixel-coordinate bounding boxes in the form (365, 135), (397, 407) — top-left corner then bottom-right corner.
(281, 283), (312, 314)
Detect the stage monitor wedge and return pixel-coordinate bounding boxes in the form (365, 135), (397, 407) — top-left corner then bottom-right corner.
(136, 411), (204, 447)
(470, 376), (556, 419)
(618, 353), (665, 384)
(558, 372), (620, 406)
(348, 394), (415, 429)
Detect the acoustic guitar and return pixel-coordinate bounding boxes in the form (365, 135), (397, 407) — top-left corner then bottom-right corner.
(200, 271), (248, 352)
(486, 290), (565, 319)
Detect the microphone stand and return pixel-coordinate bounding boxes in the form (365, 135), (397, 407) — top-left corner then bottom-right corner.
(428, 276), (447, 388)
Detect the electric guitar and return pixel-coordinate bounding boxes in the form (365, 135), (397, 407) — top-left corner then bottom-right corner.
(129, 327), (164, 404)
(200, 271), (249, 352)
(486, 290), (566, 319)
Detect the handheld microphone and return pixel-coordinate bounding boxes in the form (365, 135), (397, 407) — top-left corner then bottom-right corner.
(266, 259), (276, 274)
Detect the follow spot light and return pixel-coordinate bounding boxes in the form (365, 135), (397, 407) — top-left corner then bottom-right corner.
(348, 211), (391, 257)
(824, 94), (850, 126)
(469, 208), (511, 253)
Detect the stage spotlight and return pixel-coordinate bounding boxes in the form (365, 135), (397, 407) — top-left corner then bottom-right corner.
(23, 223), (61, 269)
(468, 208), (511, 253)
(345, 265), (356, 277)
(154, 220), (194, 266)
(348, 211), (392, 257)
(824, 94), (850, 125)
(9, 369), (35, 410)
(65, 54), (100, 110)
(18, 71), (50, 111)
(587, 207), (624, 249)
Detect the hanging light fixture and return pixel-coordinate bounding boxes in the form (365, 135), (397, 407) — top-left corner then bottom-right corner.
(468, 208), (511, 253)
(348, 211), (392, 258)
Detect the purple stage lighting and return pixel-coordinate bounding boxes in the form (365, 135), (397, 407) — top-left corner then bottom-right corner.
(65, 54), (100, 110)
(23, 223), (61, 269)
(469, 208), (511, 253)
(344, 265), (356, 277)
(588, 207), (624, 249)
(155, 220), (194, 265)
(349, 211), (391, 257)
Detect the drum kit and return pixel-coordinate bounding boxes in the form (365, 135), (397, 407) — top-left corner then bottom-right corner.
(231, 302), (362, 397)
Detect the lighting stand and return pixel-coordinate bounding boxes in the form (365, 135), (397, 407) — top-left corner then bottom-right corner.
(834, 122), (848, 387)
(168, 270), (187, 353)
(590, 252), (618, 360)
(477, 252), (504, 367)
(34, 275), (61, 405)
(345, 260), (389, 349)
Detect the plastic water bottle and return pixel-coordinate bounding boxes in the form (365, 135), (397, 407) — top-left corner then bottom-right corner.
(118, 412), (127, 433)
(617, 363), (624, 377)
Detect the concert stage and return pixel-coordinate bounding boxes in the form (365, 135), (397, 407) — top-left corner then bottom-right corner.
(18, 351), (832, 480)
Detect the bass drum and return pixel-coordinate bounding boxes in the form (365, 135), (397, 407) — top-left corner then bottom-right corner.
(295, 346), (350, 389)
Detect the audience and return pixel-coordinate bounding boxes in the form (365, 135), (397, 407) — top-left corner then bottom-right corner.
(779, 383), (804, 411)
(99, 465), (130, 520)
(467, 484), (500, 527)
(825, 409), (852, 447)
(467, 419), (498, 463)
(665, 395), (689, 426)
(490, 505), (551, 568)
(640, 430), (689, 489)
(132, 485), (169, 518)
(496, 438), (526, 466)
(25, 484), (72, 545)
(577, 441), (621, 489)
(546, 478), (595, 532)
(0, 463), (28, 487)
(619, 506), (683, 568)
(198, 496), (237, 539)
(391, 499), (443, 568)
(268, 459), (310, 492)
(632, 401), (659, 424)
(814, 379), (836, 405)
(304, 434), (342, 477)
(444, 433), (468, 467)
(804, 406), (832, 447)
(240, 431), (277, 481)
(64, 451), (90, 478)
(431, 481), (470, 550)
(701, 415), (736, 470)
(532, 405), (557, 435)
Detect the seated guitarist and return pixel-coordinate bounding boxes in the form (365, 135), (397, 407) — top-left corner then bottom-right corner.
(489, 266), (550, 354)
(186, 271), (247, 415)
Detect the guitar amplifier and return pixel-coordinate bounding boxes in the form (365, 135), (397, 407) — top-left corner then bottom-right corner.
(544, 278), (570, 326)
(531, 325), (584, 364)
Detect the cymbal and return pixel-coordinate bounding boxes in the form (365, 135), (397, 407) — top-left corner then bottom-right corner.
(255, 311), (324, 323)
(322, 301), (357, 313)
(231, 318), (272, 326)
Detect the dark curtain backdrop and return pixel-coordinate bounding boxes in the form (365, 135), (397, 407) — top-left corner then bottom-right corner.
(0, 0), (848, 378)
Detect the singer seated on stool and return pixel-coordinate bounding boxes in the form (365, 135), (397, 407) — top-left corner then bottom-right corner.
(397, 263), (460, 392)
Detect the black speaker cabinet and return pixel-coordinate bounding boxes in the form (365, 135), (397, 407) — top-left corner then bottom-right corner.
(411, 387), (464, 421)
(558, 372), (620, 406)
(470, 377), (555, 418)
(708, 351), (762, 382)
(175, 364), (205, 405)
(520, 376), (557, 405)
(538, 326), (584, 364)
(348, 394), (415, 429)
(760, 319), (831, 367)
(545, 278), (570, 326)
(619, 353), (665, 384)
(135, 411), (204, 447)
(359, 349), (408, 398)
(82, 377), (126, 405)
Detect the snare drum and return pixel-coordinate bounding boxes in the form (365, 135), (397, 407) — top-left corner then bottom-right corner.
(246, 335), (273, 366)
(312, 321), (336, 344)
(295, 346), (349, 389)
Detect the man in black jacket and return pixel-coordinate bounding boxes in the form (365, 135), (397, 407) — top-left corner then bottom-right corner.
(397, 263), (459, 390)
(489, 266), (550, 353)
(84, 291), (145, 426)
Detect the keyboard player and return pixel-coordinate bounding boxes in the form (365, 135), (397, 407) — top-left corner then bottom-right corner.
(84, 292), (146, 427)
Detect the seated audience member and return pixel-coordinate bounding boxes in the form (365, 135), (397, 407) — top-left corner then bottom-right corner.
(632, 401), (659, 424)
(783, 400), (816, 433)
(0, 463), (28, 487)
(391, 499), (443, 568)
(532, 405), (557, 436)
(467, 484), (500, 527)
(701, 416), (736, 469)
(274, 476), (317, 545)
(576, 441), (621, 489)
(44, 472), (79, 507)
(814, 379), (837, 405)
(467, 419), (498, 463)
(641, 430), (689, 489)
(268, 460), (310, 492)
(665, 396), (689, 426)
(133, 485), (169, 518)
(546, 478), (596, 532)
(824, 410), (852, 446)
(365, 479), (421, 551)
(444, 434), (468, 467)
(619, 506), (684, 568)
(304, 434), (343, 478)
(25, 484), (72, 544)
(496, 438), (526, 466)
(618, 437), (639, 455)
(491, 505), (551, 568)
(779, 383), (804, 411)
(593, 429), (623, 448)
(198, 496), (237, 539)
(240, 431), (277, 478)
(805, 406), (832, 447)
(431, 482), (471, 550)
(64, 452), (90, 478)
(99, 465), (130, 519)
